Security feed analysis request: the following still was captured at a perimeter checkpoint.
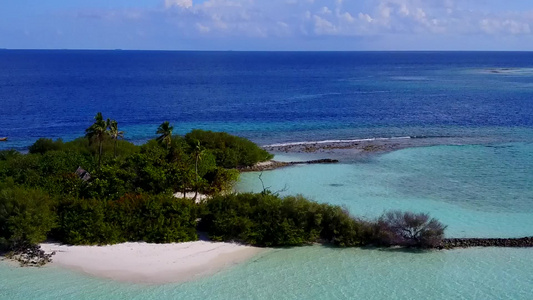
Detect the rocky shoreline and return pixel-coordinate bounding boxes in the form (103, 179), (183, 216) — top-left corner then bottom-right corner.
(261, 136), (514, 157)
(439, 236), (533, 249)
(263, 140), (395, 154)
(239, 159), (339, 172)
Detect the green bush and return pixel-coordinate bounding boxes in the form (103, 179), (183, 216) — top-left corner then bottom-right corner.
(319, 205), (367, 247)
(185, 129), (273, 168)
(374, 210), (447, 248)
(0, 153), (42, 186)
(109, 193), (198, 243)
(202, 167), (240, 195)
(55, 194), (198, 245)
(55, 198), (119, 245)
(28, 138), (64, 154)
(39, 150), (92, 177)
(199, 193), (367, 247)
(0, 183), (56, 250)
(65, 137), (139, 157)
(84, 164), (137, 200)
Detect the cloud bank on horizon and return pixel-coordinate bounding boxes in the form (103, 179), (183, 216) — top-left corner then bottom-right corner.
(1, 0), (532, 50)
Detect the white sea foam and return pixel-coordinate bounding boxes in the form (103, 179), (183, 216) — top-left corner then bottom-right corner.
(476, 67), (533, 75)
(264, 136), (411, 147)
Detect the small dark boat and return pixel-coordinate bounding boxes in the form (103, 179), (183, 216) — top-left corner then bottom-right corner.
(0, 137), (7, 142)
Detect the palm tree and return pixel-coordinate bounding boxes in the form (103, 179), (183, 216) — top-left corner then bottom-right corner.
(85, 112), (109, 167)
(108, 120), (124, 157)
(156, 121), (174, 148)
(192, 140), (205, 200)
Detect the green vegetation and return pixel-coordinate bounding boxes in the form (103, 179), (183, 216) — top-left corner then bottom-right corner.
(198, 193), (446, 248)
(0, 113), (271, 253)
(0, 181), (56, 250)
(185, 129), (274, 168)
(374, 210), (447, 248)
(0, 112), (447, 265)
(28, 138), (64, 154)
(54, 194), (198, 245)
(85, 112), (110, 167)
(199, 192), (369, 247)
(156, 121), (174, 148)
(108, 120), (124, 157)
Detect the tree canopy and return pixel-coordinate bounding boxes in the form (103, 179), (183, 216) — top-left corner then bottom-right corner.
(0, 115), (274, 253)
(0, 114), (447, 264)
(156, 121), (174, 148)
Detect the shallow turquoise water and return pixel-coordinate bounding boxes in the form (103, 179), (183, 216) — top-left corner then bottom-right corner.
(2, 247), (533, 299)
(237, 143), (533, 238)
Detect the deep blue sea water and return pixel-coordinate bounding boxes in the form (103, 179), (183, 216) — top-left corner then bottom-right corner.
(1, 51), (533, 299)
(1, 51), (533, 149)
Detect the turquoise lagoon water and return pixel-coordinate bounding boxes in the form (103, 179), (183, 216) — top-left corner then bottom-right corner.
(238, 143), (533, 238)
(2, 247), (533, 299)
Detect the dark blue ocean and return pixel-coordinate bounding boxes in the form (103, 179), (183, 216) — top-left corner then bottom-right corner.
(1, 51), (533, 150)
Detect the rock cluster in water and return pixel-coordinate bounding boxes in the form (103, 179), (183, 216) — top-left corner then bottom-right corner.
(263, 142), (392, 154)
(4, 244), (55, 267)
(439, 237), (533, 249)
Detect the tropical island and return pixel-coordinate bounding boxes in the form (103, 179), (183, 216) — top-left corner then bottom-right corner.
(1, 113), (531, 283)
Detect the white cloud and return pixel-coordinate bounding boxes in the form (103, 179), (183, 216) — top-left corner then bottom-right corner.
(481, 19), (531, 35)
(319, 6), (332, 15)
(196, 22), (210, 33)
(341, 12), (355, 23)
(165, 0), (193, 9)
(358, 13), (372, 23)
(163, 0), (532, 39)
(71, 0), (533, 46)
(313, 15), (336, 34)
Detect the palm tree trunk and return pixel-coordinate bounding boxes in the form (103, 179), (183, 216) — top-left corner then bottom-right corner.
(194, 156), (199, 200)
(114, 139), (117, 157)
(98, 140), (103, 167)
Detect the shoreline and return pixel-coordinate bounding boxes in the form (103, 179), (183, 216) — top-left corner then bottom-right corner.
(3, 236), (531, 286)
(247, 135), (523, 172)
(239, 159), (339, 172)
(39, 241), (265, 285)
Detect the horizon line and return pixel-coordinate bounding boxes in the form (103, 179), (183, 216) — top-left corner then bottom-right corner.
(1, 48), (532, 53)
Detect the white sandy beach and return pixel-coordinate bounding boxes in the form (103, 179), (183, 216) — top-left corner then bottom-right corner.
(40, 241), (264, 284)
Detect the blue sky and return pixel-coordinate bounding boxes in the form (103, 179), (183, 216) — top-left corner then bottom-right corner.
(1, 0), (532, 50)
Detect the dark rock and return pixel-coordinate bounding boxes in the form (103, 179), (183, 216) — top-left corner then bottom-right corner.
(439, 237), (533, 249)
(4, 243), (55, 267)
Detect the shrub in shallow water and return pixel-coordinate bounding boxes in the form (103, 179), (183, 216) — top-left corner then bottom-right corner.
(374, 210), (447, 248)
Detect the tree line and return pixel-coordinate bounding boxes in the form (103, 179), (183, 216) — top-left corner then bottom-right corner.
(0, 112), (446, 265)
